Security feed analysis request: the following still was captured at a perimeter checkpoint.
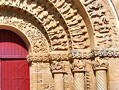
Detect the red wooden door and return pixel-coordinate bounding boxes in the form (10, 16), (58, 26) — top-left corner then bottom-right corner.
(0, 30), (30, 90)
(1, 60), (29, 90)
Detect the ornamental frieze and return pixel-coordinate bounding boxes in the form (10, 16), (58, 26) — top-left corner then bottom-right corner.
(50, 51), (70, 61)
(93, 48), (119, 57)
(27, 53), (51, 62)
(70, 49), (94, 59)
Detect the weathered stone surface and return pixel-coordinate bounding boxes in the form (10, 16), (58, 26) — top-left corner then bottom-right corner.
(0, 0), (118, 90)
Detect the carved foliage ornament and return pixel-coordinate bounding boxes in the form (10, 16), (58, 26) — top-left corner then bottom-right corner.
(50, 52), (70, 61)
(93, 48), (119, 57)
(50, 61), (65, 73)
(71, 59), (86, 72)
(27, 53), (51, 62)
(70, 49), (94, 59)
(92, 58), (109, 70)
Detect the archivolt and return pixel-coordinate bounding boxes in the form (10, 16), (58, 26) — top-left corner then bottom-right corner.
(83, 0), (119, 49)
(0, 0), (94, 59)
(0, 7), (48, 54)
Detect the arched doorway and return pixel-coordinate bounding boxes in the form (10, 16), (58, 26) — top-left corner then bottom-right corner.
(0, 30), (30, 90)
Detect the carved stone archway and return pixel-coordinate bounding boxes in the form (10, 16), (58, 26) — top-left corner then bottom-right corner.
(0, 0), (93, 90)
(0, 0), (118, 90)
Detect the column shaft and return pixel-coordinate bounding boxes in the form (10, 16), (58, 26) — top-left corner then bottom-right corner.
(54, 74), (64, 90)
(96, 70), (107, 90)
(74, 72), (85, 90)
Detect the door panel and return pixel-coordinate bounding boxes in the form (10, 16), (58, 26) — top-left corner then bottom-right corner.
(1, 60), (30, 90)
(0, 30), (29, 90)
(0, 30), (28, 58)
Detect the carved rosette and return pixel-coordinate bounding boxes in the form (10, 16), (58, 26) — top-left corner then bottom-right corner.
(93, 58), (109, 70)
(71, 59), (86, 72)
(50, 61), (65, 74)
(27, 53), (51, 62)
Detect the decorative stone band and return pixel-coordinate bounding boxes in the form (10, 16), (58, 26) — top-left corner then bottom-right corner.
(93, 48), (119, 57)
(70, 49), (94, 59)
(50, 61), (65, 74)
(50, 51), (70, 61)
(27, 53), (51, 62)
(92, 59), (109, 70)
(71, 59), (86, 72)
(69, 48), (119, 59)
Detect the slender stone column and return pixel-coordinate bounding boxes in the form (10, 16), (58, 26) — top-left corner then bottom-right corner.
(72, 59), (86, 90)
(50, 61), (65, 90)
(93, 58), (109, 90)
(96, 70), (107, 90)
(54, 73), (64, 90)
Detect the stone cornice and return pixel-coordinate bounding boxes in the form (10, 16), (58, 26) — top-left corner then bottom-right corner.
(27, 48), (119, 62)
(93, 48), (119, 57)
(27, 53), (50, 62)
(70, 49), (94, 59)
(50, 51), (70, 61)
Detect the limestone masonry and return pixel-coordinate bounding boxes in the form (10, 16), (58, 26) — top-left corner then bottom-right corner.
(0, 0), (119, 90)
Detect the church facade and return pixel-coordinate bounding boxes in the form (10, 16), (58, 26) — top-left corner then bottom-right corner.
(0, 0), (118, 90)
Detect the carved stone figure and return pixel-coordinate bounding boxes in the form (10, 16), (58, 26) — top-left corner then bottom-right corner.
(71, 59), (86, 71)
(50, 61), (65, 73)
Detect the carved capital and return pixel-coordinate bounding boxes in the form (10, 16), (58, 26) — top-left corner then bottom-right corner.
(71, 59), (86, 72)
(27, 53), (51, 62)
(92, 58), (109, 70)
(50, 61), (65, 74)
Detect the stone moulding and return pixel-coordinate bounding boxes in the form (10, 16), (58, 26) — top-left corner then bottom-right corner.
(27, 53), (51, 62)
(50, 51), (70, 61)
(27, 52), (70, 62)
(27, 48), (119, 62)
(93, 48), (119, 57)
(70, 49), (94, 59)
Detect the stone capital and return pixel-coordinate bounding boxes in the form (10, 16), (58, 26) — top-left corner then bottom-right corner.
(71, 59), (86, 72)
(92, 58), (109, 70)
(50, 61), (65, 74)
